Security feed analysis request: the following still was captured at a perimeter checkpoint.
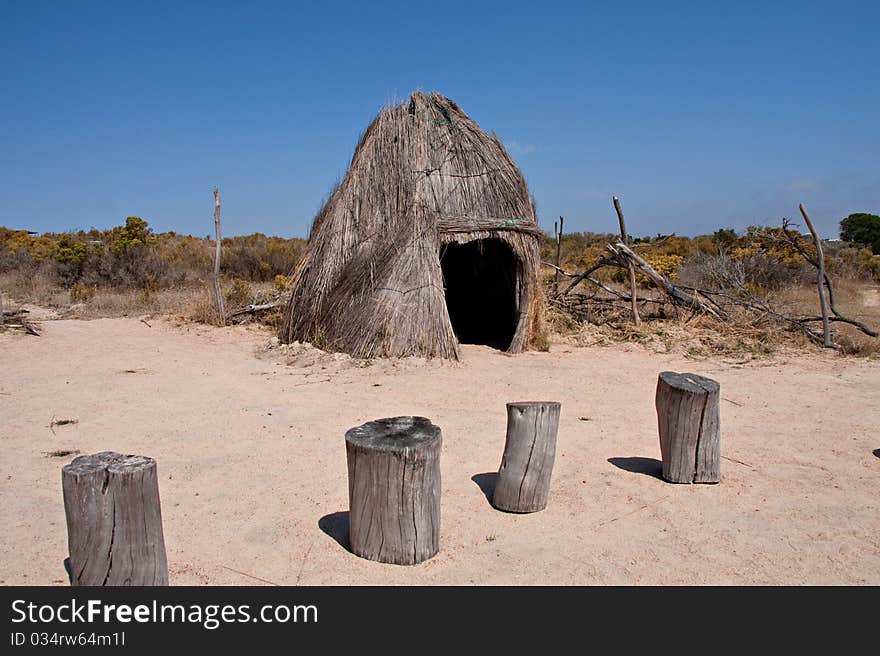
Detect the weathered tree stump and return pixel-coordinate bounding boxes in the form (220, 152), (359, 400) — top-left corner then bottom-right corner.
(493, 401), (561, 513)
(62, 451), (168, 585)
(345, 416), (442, 565)
(655, 372), (721, 484)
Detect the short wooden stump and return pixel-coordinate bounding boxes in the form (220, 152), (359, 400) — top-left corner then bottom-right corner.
(62, 451), (168, 586)
(655, 372), (721, 484)
(345, 416), (442, 565)
(493, 401), (561, 513)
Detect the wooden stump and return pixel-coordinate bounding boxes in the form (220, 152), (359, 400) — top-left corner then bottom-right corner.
(345, 416), (441, 565)
(493, 401), (561, 513)
(655, 372), (721, 484)
(62, 451), (168, 586)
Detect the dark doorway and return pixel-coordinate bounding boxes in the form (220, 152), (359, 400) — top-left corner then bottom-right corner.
(440, 238), (519, 350)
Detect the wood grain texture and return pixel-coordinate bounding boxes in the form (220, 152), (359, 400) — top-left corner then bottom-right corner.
(655, 372), (721, 484)
(62, 451), (168, 586)
(212, 186), (226, 325)
(613, 196), (641, 326)
(799, 203), (833, 347)
(493, 401), (561, 512)
(345, 417), (441, 565)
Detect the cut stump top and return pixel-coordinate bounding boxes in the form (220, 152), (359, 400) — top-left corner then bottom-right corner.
(507, 401), (561, 408)
(658, 371), (719, 394)
(345, 416), (441, 452)
(63, 451), (156, 477)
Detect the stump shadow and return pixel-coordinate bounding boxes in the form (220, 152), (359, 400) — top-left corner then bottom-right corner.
(471, 472), (497, 505)
(874, 448), (880, 459)
(63, 557), (72, 584)
(318, 511), (351, 552)
(608, 457), (664, 480)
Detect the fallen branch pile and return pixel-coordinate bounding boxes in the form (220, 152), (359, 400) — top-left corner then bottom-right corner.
(1, 308), (40, 336)
(228, 302), (281, 320)
(545, 199), (877, 349)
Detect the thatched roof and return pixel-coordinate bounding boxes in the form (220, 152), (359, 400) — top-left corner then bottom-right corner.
(280, 91), (542, 359)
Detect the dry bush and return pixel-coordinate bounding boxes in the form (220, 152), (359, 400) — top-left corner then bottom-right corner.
(0, 267), (68, 308)
(221, 235), (307, 282)
(677, 252), (812, 293)
(774, 279), (880, 357)
(554, 307), (802, 360)
(62, 285), (208, 320)
(181, 285), (224, 326)
(224, 278), (254, 308)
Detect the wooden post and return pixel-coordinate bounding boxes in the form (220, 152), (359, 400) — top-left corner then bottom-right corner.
(212, 186), (226, 325)
(554, 216), (563, 294)
(345, 416), (441, 565)
(655, 372), (720, 484)
(613, 196), (641, 326)
(62, 451), (168, 585)
(493, 401), (560, 512)
(799, 203), (833, 348)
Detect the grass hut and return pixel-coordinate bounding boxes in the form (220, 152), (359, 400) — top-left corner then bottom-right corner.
(280, 91), (543, 359)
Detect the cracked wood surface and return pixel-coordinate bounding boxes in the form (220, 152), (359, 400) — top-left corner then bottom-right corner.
(655, 372), (721, 484)
(62, 451), (168, 585)
(345, 417), (441, 565)
(493, 401), (561, 513)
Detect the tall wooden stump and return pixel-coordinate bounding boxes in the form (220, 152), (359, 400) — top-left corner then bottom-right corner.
(655, 372), (721, 484)
(62, 451), (168, 586)
(493, 401), (561, 513)
(345, 416), (442, 565)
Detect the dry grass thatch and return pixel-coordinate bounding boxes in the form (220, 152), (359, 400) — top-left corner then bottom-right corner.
(280, 91), (542, 358)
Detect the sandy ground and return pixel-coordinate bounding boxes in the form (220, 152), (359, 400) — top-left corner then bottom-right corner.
(1, 313), (878, 585)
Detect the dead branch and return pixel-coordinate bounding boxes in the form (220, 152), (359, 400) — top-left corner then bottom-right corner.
(229, 302), (281, 318)
(799, 204), (833, 347)
(781, 217), (878, 338)
(2, 308), (40, 336)
(677, 283), (826, 343)
(554, 216), (563, 294)
(609, 241), (727, 319)
(543, 261), (664, 306)
(542, 216), (875, 348)
(559, 257), (621, 295)
(613, 196), (640, 326)
(542, 262), (579, 277)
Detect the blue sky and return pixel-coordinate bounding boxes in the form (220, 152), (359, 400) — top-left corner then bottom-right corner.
(2, 1), (878, 239)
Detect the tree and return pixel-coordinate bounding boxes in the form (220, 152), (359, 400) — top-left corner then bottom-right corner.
(111, 216), (154, 256)
(839, 213), (880, 254)
(108, 216), (162, 288)
(712, 228), (738, 252)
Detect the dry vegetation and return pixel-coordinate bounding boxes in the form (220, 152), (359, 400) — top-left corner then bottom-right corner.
(0, 218), (302, 327)
(2, 214), (879, 358)
(540, 225), (880, 358)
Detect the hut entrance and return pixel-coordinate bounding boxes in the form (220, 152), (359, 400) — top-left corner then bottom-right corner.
(440, 238), (519, 350)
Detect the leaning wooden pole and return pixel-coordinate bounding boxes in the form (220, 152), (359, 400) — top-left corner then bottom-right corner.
(62, 452), (168, 585)
(799, 203), (833, 348)
(613, 196), (641, 326)
(554, 216), (564, 294)
(212, 186), (226, 325)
